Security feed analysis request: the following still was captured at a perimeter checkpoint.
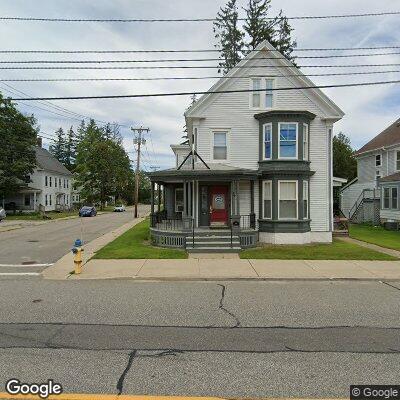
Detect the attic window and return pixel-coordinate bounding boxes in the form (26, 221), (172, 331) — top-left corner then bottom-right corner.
(375, 154), (381, 167)
(250, 78), (274, 109)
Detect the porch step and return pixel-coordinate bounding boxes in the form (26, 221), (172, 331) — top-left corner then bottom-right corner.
(186, 246), (242, 253)
(192, 236), (240, 243)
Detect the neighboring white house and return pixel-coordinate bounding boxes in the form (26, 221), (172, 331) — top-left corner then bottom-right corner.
(340, 119), (400, 221)
(148, 40), (344, 251)
(4, 144), (73, 213)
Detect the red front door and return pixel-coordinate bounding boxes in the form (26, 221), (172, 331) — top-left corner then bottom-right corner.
(209, 186), (229, 225)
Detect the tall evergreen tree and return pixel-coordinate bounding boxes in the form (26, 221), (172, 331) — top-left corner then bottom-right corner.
(49, 128), (66, 165)
(0, 94), (38, 199)
(64, 126), (76, 171)
(271, 11), (297, 63)
(333, 132), (357, 182)
(242, 0), (275, 53)
(213, 0), (245, 74)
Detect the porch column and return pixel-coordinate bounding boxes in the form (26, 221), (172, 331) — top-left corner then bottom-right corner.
(250, 180), (254, 214)
(188, 182), (192, 217)
(157, 183), (161, 212)
(150, 181), (155, 215)
(163, 185), (166, 210)
(33, 192), (37, 212)
(183, 180), (187, 216)
(235, 180), (240, 216)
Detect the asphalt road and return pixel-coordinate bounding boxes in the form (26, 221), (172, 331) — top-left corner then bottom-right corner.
(0, 205), (149, 266)
(0, 279), (399, 398)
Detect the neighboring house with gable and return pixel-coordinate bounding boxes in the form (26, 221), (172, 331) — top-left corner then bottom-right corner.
(340, 119), (400, 223)
(147, 40), (344, 252)
(4, 140), (73, 213)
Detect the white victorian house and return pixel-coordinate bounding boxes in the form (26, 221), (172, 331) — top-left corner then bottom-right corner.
(148, 40), (344, 252)
(4, 141), (73, 213)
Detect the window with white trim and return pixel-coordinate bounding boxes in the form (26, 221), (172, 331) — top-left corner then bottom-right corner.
(375, 154), (381, 167)
(397, 151), (400, 171)
(175, 188), (184, 213)
(376, 170), (381, 184)
(55, 177), (57, 187)
(213, 131), (227, 160)
(383, 187), (390, 209)
(303, 181), (309, 219)
(251, 78), (261, 108)
(49, 194), (52, 206)
(45, 194), (48, 206)
(391, 187), (398, 209)
(250, 78), (274, 109)
(279, 123), (298, 159)
(279, 181), (298, 219)
(263, 181), (272, 219)
(49, 176), (52, 187)
(303, 123), (309, 161)
(265, 79), (273, 108)
(45, 176), (48, 187)
(263, 123), (272, 160)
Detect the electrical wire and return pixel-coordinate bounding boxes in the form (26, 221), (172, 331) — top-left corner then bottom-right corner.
(0, 11), (399, 22)
(7, 79), (400, 101)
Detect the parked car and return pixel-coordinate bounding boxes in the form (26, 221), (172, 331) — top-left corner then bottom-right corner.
(114, 205), (126, 212)
(79, 206), (97, 217)
(0, 208), (6, 222)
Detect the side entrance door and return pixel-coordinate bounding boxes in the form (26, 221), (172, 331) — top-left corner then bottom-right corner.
(209, 186), (229, 226)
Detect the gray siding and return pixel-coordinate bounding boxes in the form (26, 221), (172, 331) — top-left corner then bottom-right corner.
(340, 181), (377, 218)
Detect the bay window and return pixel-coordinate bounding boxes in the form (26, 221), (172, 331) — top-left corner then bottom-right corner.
(279, 123), (298, 159)
(303, 123), (309, 160)
(213, 131), (227, 160)
(263, 181), (272, 219)
(303, 181), (309, 219)
(278, 181), (298, 219)
(263, 123), (272, 159)
(383, 188), (390, 209)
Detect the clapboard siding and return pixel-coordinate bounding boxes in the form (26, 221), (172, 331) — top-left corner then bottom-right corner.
(380, 209), (400, 221)
(194, 55), (334, 232)
(340, 181), (377, 218)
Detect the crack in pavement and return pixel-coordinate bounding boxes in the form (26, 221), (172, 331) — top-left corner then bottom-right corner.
(382, 281), (400, 293)
(217, 284), (241, 328)
(116, 350), (137, 395)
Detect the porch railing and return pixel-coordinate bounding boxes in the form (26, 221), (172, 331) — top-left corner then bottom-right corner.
(150, 211), (183, 231)
(239, 214), (256, 230)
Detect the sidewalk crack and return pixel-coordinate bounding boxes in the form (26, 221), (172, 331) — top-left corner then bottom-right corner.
(217, 284), (241, 328)
(247, 259), (259, 277)
(116, 349), (137, 395)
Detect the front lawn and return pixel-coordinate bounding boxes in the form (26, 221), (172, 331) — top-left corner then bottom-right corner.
(349, 224), (400, 251)
(240, 239), (398, 260)
(93, 219), (187, 259)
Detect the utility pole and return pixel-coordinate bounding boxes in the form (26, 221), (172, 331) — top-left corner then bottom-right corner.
(131, 126), (149, 218)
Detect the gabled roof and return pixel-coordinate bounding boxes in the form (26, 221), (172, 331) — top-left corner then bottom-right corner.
(355, 118), (400, 156)
(185, 40), (344, 120)
(35, 147), (72, 176)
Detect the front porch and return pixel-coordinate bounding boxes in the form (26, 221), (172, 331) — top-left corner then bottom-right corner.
(148, 165), (259, 251)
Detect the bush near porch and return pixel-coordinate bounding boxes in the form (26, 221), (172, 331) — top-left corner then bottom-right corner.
(93, 219), (188, 259)
(240, 239), (398, 260)
(349, 224), (400, 251)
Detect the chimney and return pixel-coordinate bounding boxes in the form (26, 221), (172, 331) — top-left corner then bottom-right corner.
(37, 137), (42, 148)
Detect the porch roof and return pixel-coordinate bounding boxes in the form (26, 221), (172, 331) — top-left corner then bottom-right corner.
(19, 185), (42, 194)
(148, 162), (258, 182)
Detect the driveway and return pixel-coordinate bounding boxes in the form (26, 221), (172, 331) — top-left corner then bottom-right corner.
(0, 205), (149, 266)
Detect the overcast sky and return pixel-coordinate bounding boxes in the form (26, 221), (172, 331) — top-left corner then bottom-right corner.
(0, 0), (399, 169)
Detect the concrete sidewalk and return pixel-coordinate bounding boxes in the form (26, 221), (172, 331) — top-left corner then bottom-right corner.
(63, 257), (400, 281)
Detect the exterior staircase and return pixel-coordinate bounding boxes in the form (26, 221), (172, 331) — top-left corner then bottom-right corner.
(185, 231), (241, 253)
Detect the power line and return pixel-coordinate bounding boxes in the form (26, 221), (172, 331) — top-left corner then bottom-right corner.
(8, 79), (400, 101)
(2, 52), (400, 63)
(1, 63), (400, 70)
(0, 11), (399, 22)
(2, 70), (400, 82)
(1, 46), (400, 54)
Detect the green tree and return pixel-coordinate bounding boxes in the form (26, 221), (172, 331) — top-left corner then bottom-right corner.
(213, 0), (245, 74)
(271, 11), (297, 63)
(49, 127), (66, 165)
(0, 94), (38, 199)
(74, 120), (132, 209)
(242, 0), (275, 52)
(333, 132), (357, 182)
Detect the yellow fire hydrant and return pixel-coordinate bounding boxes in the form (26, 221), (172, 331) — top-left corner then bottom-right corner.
(72, 239), (84, 274)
